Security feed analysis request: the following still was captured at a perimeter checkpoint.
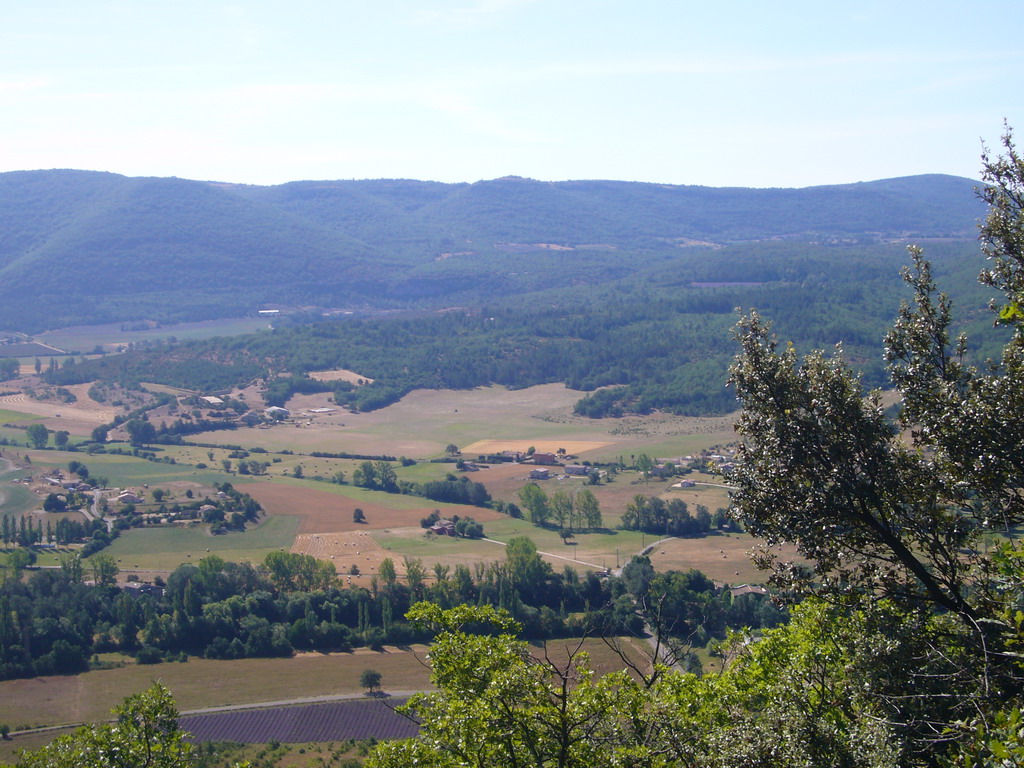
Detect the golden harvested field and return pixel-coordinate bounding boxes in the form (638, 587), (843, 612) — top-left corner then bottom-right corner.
(246, 481), (505, 535)
(462, 439), (612, 456)
(191, 383), (737, 463)
(308, 368), (374, 384)
(646, 532), (807, 584)
(0, 648), (433, 733)
(292, 530), (395, 582)
(0, 385), (115, 426)
(0, 637), (651, 738)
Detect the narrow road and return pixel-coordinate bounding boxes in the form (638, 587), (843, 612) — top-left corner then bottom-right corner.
(81, 489), (113, 532)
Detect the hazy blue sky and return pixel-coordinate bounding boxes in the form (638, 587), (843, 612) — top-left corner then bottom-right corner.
(2, 1), (1021, 187)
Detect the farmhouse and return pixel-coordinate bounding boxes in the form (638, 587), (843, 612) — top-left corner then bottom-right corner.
(430, 520), (456, 536)
(565, 465), (590, 476)
(265, 406), (290, 417)
(529, 467), (551, 480)
(201, 396), (224, 405)
(730, 584), (769, 598)
(122, 582), (166, 599)
(118, 491), (143, 504)
(529, 452), (560, 466)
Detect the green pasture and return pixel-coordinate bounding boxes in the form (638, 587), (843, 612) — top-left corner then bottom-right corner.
(0, 408), (39, 423)
(0, 546), (67, 572)
(376, 516), (650, 573)
(0, 460), (35, 516)
(30, 449), (235, 487)
(375, 528), (505, 560)
(98, 515), (299, 570)
(0, 426), (30, 445)
(0, 484), (37, 516)
(139, 382), (198, 396)
(264, 475), (474, 512)
(607, 432), (737, 463)
(37, 317), (272, 352)
(394, 460), (462, 483)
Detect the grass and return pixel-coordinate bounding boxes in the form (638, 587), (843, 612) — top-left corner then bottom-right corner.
(0, 408), (39, 423)
(647, 531), (798, 585)
(375, 516), (651, 573)
(0, 457), (35, 516)
(268, 476), (457, 511)
(0, 426), (30, 444)
(0, 649), (433, 734)
(99, 515), (299, 571)
(0, 636), (648, 737)
(27, 449), (234, 487)
(189, 384), (738, 464)
(37, 317), (273, 352)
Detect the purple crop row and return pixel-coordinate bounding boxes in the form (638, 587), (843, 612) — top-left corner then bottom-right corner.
(180, 698), (419, 743)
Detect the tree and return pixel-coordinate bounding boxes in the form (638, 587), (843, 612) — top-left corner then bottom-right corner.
(549, 490), (573, 531)
(517, 483), (550, 525)
(378, 557), (397, 588)
(13, 682), (196, 768)
(124, 419), (156, 446)
(53, 430), (70, 450)
(444, 443), (459, 456)
(574, 488), (602, 529)
(25, 423), (49, 449)
(635, 452), (654, 482)
(366, 603), (709, 768)
(90, 553), (119, 586)
(353, 507), (366, 523)
(360, 668), (383, 694)
(43, 493), (67, 512)
(0, 358), (17, 382)
(724, 127), (1024, 759)
(8, 547), (35, 575)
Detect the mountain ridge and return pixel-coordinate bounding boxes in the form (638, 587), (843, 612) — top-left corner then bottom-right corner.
(0, 170), (985, 332)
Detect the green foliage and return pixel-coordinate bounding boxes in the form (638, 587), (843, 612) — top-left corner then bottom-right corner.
(0, 358), (17, 381)
(369, 601), (919, 768)
(11, 682), (195, 768)
(24, 423), (48, 449)
(0, 170), (982, 332)
(262, 551), (336, 592)
(360, 668), (383, 693)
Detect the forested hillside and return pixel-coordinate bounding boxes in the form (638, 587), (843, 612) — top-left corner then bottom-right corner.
(0, 170), (983, 332)
(44, 239), (996, 417)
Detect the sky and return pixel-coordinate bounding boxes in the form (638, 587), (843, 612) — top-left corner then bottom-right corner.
(2, 1), (1021, 188)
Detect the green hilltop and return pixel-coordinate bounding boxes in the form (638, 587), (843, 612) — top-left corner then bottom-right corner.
(0, 170), (983, 332)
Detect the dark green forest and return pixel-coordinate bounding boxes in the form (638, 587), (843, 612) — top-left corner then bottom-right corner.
(0, 544), (780, 682)
(0, 170), (983, 332)
(44, 239), (998, 417)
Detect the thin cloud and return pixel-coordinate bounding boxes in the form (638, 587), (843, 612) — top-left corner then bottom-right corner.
(409, 0), (541, 26)
(0, 77), (51, 93)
